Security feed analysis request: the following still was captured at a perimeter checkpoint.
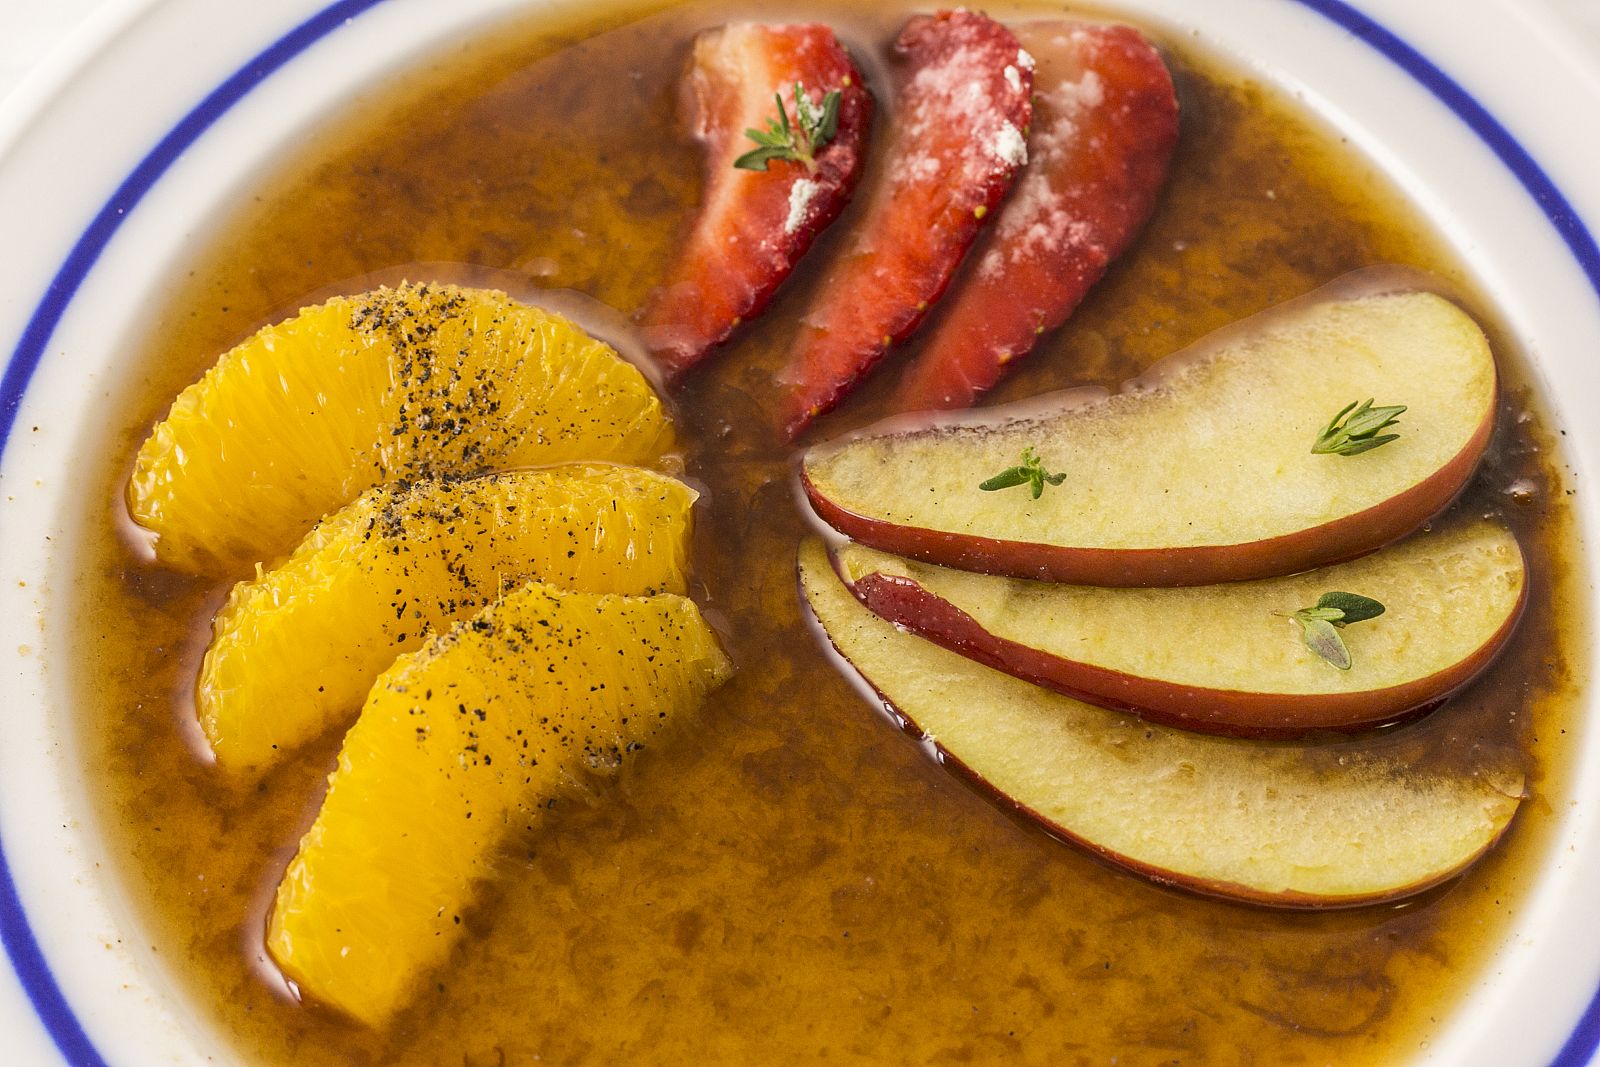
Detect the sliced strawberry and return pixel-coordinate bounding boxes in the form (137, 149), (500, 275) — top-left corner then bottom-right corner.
(640, 24), (872, 381)
(892, 22), (1179, 412)
(777, 10), (1033, 438)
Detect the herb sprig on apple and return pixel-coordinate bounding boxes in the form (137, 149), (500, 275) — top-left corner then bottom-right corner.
(979, 447), (1067, 499)
(1283, 591), (1386, 670)
(1313, 398), (1406, 456)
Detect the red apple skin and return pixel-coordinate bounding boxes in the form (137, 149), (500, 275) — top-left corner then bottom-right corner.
(810, 553), (1522, 909)
(843, 563), (1527, 738)
(802, 391), (1496, 586)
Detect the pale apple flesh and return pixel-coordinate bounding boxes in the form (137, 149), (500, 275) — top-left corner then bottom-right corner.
(798, 539), (1523, 907)
(802, 279), (1498, 586)
(831, 521), (1526, 737)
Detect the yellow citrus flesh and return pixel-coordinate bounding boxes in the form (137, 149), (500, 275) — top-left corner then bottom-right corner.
(129, 283), (672, 572)
(266, 581), (731, 1025)
(199, 464), (696, 772)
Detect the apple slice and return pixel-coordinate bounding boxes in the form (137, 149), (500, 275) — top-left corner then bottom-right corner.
(798, 539), (1523, 907)
(832, 520), (1525, 737)
(802, 278), (1498, 586)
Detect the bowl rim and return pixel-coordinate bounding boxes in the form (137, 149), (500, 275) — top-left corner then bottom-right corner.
(0, 3), (397, 1063)
(1, 0), (1597, 1064)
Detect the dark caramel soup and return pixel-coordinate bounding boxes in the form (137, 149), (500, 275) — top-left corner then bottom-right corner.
(66, 1), (1585, 1063)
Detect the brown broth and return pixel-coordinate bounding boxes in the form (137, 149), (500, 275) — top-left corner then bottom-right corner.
(63, 1), (1587, 1064)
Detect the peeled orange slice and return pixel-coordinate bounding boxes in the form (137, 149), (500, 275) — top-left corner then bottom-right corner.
(129, 283), (672, 572)
(199, 464), (696, 771)
(266, 581), (731, 1025)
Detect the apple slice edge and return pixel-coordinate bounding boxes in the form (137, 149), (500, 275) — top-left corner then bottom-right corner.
(828, 524), (1529, 737)
(800, 280), (1500, 586)
(798, 537), (1525, 908)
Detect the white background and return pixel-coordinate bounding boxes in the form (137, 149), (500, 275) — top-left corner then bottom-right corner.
(0, 1), (107, 101)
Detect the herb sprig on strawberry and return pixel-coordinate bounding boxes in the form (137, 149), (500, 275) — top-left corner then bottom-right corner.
(639, 24), (872, 381)
(735, 83), (844, 172)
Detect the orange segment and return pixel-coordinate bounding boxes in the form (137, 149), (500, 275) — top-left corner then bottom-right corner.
(129, 283), (672, 572)
(199, 464), (696, 772)
(266, 582), (731, 1025)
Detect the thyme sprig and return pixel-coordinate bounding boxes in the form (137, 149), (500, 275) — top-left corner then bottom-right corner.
(734, 83), (842, 173)
(1312, 398), (1406, 456)
(979, 447), (1067, 500)
(1282, 591), (1386, 670)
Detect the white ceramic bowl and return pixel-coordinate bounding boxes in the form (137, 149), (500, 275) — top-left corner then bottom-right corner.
(2, 0), (1598, 1062)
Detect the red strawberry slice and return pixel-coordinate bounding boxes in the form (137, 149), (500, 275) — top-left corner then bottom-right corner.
(640, 24), (872, 381)
(891, 22), (1179, 412)
(778, 10), (1033, 438)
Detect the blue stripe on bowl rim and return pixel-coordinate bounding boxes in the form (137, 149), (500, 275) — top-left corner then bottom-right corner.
(1, 0), (1597, 1064)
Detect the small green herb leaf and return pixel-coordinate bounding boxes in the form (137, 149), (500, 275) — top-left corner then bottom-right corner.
(1314, 591), (1386, 624)
(1280, 590), (1387, 670)
(1312, 398), (1406, 456)
(1296, 606), (1346, 624)
(978, 467), (1032, 491)
(733, 144), (798, 171)
(794, 84), (840, 145)
(733, 83), (843, 172)
(1298, 617), (1352, 670)
(979, 447), (1067, 500)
